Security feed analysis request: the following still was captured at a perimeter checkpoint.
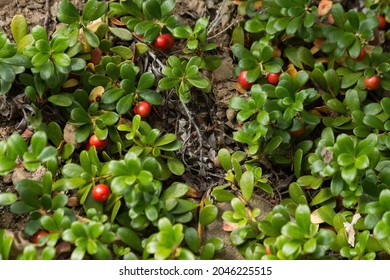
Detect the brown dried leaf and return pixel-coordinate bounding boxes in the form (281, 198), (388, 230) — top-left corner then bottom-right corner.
(223, 221), (239, 232)
(318, 0), (333, 17)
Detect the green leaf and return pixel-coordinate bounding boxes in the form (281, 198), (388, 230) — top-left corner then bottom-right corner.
(145, 205), (158, 222)
(199, 205), (218, 226)
(210, 189), (235, 202)
(110, 27), (133, 41)
(70, 108), (92, 124)
(184, 227), (199, 253)
(0, 193), (17, 206)
(30, 131), (47, 157)
(48, 94), (73, 107)
(289, 182), (307, 204)
(162, 183), (189, 199)
(0, 63), (15, 83)
(51, 37), (69, 53)
(217, 148), (232, 171)
(31, 53), (50, 68)
(139, 90), (162, 105)
(82, 0), (106, 22)
(310, 188), (333, 206)
(101, 87), (125, 104)
(245, 18), (266, 33)
(200, 243), (215, 260)
(324, 69), (340, 96)
(155, 133), (177, 146)
(116, 94), (134, 115)
(374, 220), (390, 240)
(317, 206), (336, 226)
(11, 15), (28, 44)
(303, 238), (317, 254)
(7, 133), (28, 157)
(57, 0), (80, 24)
(381, 98), (390, 116)
(38, 146), (57, 162)
(138, 72), (155, 90)
(167, 157), (185, 176)
(341, 165), (357, 184)
(31, 25), (48, 42)
(263, 136), (282, 154)
(282, 223), (305, 240)
(240, 171), (254, 201)
(83, 27), (99, 48)
(232, 25), (245, 45)
(379, 189), (390, 210)
(187, 76), (210, 90)
(158, 77), (180, 90)
(355, 154), (369, 170)
(170, 199), (198, 214)
(111, 46), (133, 59)
(142, 0), (162, 20)
(295, 204), (311, 234)
(89, 74), (111, 86)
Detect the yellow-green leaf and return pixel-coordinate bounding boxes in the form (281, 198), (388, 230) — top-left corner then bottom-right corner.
(11, 15), (28, 44)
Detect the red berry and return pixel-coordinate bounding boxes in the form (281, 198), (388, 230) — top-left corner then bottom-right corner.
(153, 34), (174, 51)
(92, 184), (110, 202)
(32, 230), (48, 244)
(377, 15), (387, 30)
(237, 71), (253, 90)
(134, 101), (152, 118)
(364, 76), (381, 91)
(265, 246), (272, 255)
(267, 73), (281, 85)
(88, 134), (108, 150)
(352, 48), (365, 62)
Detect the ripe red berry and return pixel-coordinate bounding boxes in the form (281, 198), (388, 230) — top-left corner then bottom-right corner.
(92, 184), (110, 202)
(134, 101), (152, 118)
(32, 230), (48, 244)
(237, 71), (253, 90)
(88, 134), (108, 150)
(265, 246), (272, 255)
(153, 34), (174, 51)
(352, 48), (365, 62)
(377, 15), (387, 30)
(364, 76), (381, 91)
(267, 73), (281, 85)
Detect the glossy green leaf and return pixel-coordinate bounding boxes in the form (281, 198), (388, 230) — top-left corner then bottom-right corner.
(57, 0), (80, 24)
(11, 15), (28, 45)
(240, 171), (254, 201)
(139, 89), (162, 105)
(184, 227), (199, 253)
(48, 94), (73, 107)
(310, 188), (333, 206)
(111, 46), (133, 59)
(0, 193), (17, 206)
(167, 157), (185, 176)
(199, 205), (218, 226)
(217, 148), (232, 171)
(83, 27), (99, 48)
(162, 183), (189, 200)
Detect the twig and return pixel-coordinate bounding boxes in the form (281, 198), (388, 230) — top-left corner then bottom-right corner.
(207, 17), (242, 40)
(180, 101), (206, 177)
(207, 0), (229, 35)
